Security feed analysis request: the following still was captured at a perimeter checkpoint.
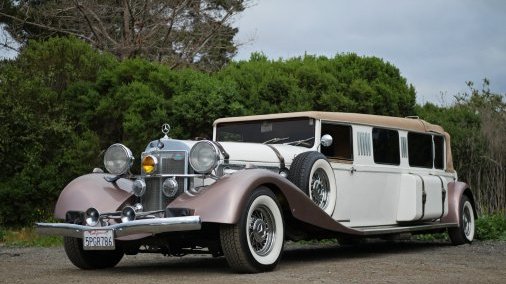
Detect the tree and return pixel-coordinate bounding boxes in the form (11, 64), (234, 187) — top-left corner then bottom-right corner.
(0, 0), (247, 71)
(218, 52), (417, 117)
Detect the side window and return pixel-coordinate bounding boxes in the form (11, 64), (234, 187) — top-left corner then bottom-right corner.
(434, 135), (445, 169)
(408, 132), (432, 168)
(321, 123), (353, 160)
(372, 128), (400, 165)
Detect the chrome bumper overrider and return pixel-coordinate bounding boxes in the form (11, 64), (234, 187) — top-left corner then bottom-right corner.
(36, 216), (202, 239)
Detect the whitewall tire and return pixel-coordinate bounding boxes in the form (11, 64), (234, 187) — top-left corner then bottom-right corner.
(448, 195), (475, 245)
(288, 151), (337, 215)
(220, 187), (284, 273)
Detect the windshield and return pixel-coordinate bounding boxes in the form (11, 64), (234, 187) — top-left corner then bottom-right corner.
(215, 117), (316, 148)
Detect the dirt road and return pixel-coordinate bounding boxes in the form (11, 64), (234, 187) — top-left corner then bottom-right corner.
(1, 240), (505, 283)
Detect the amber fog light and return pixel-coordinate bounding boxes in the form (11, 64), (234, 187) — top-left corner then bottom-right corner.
(142, 155), (158, 174)
(85, 208), (100, 226)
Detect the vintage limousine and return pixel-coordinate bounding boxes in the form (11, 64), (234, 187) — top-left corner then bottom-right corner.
(37, 111), (476, 273)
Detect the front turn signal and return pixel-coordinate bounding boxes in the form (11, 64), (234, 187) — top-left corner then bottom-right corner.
(141, 155), (157, 174)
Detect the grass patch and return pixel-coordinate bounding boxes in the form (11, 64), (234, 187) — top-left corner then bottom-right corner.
(296, 238), (338, 245)
(414, 232), (449, 241)
(414, 213), (506, 241)
(0, 227), (62, 247)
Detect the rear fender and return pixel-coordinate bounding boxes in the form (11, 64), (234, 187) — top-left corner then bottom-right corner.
(169, 169), (358, 235)
(441, 181), (477, 225)
(54, 174), (134, 220)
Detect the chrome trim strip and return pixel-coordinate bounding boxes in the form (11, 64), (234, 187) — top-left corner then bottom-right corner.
(36, 216), (202, 238)
(351, 222), (457, 235)
(136, 174), (205, 178)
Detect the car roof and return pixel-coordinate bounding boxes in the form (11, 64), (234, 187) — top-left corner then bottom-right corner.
(213, 111), (445, 135)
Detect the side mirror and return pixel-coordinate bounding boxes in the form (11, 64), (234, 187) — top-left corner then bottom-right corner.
(320, 134), (333, 147)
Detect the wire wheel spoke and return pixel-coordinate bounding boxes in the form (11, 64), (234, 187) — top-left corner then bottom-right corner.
(311, 169), (330, 209)
(248, 205), (275, 256)
(463, 206), (472, 236)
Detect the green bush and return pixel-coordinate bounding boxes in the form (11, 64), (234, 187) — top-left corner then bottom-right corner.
(475, 214), (506, 241)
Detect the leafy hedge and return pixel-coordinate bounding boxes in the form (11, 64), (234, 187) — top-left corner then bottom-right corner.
(0, 37), (503, 227)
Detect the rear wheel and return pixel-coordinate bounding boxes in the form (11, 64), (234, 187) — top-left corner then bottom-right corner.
(63, 237), (124, 269)
(448, 195), (475, 245)
(220, 187), (284, 273)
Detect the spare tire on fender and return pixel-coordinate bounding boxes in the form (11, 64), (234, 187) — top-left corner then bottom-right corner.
(287, 151), (337, 215)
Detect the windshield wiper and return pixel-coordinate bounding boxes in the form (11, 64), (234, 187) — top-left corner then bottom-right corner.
(286, 137), (315, 146)
(263, 137), (289, 144)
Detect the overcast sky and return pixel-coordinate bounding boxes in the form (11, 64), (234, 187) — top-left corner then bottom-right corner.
(234, 0), (506, 104)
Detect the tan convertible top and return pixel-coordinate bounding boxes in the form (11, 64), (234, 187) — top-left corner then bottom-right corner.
(214, 111), (454, 172)
(214, 111), (444, 134)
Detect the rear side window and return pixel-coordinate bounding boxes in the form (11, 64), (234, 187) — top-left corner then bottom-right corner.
(434, 135), (445, 169)
(408, 133), (432, 168)
(372, 128), (400, 165)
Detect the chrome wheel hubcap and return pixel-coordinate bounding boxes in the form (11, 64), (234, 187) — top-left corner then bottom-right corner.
(248, 205), (275, 256)
(311, 169), (330, 209)
(463, 205), (472, 237)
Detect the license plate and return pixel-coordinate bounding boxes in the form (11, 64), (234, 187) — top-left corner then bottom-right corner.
(83, 230), (115, 250)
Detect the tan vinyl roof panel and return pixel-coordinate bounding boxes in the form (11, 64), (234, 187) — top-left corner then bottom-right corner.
(214, 111), (445, 135)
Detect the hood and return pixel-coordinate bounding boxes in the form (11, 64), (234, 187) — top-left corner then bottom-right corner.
(217, 142), (308, 167)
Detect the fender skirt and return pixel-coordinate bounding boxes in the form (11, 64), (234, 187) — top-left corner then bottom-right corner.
(54, 174), (133, 220)
(169, 169), (358, 235)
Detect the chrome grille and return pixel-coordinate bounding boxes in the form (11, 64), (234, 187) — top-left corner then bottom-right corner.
(162, 157), (185, 174)
(144, 179), (162, 211)
(142, 151), (188, 211)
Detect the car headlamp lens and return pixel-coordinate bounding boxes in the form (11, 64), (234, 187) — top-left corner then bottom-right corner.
(189, 141), (220, 173)
(103, 144), (134, 175)
(141, 155), (157, 174)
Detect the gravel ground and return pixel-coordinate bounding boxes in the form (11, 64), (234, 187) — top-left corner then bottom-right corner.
(1, 240), (505, 283)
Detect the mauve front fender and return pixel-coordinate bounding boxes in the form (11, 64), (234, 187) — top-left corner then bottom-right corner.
(168, 169), (358, 235)
(54, 174), (134, 220)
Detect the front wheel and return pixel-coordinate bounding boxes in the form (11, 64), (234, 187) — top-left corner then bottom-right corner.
(448, 195), (475, 245)
(220, 187), (284, 273)
(63, 237), (124, 269)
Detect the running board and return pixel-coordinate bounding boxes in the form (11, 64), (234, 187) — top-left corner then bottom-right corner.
(350, 222), (458, 236)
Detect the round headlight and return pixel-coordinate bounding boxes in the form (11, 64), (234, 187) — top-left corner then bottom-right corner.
(189, 141), (220, 173)
(141, 155), (158, 174)
(103, 144), (134, 175)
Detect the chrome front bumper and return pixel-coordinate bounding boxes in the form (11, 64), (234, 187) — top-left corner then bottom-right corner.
(36, 216), (202, 239)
